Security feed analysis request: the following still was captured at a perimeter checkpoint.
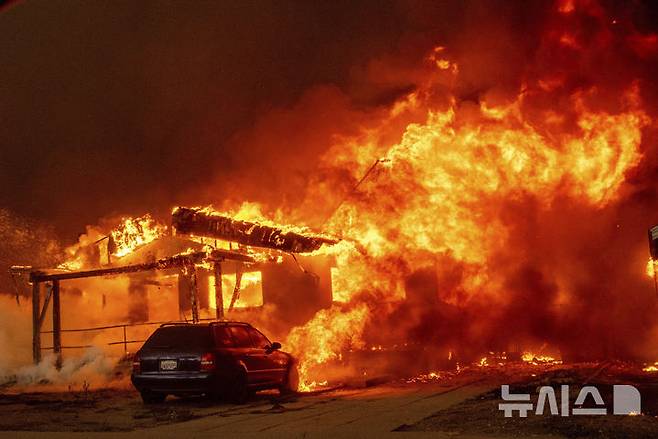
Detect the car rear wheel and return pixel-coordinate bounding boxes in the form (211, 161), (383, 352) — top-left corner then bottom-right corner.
(140, 390), (166, 404)
(228, 370), (249, 404)
(279, 364), (299, 395)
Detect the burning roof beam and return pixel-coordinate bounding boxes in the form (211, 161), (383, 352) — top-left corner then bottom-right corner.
(172, 207), (339, 253)
(20, 249), (255, 283)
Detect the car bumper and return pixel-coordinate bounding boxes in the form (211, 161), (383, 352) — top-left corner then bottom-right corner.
(131, 373), (215, 394)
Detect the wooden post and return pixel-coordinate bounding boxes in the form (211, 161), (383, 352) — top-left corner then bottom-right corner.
(32, 281), (41, 364)
(188, 265), (199, 323)
(214, 262), (224, 319)
(52, 280), (62, 369)
(228, 265), (243, 313)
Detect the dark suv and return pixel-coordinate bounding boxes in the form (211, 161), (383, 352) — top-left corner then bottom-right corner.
(130, 322), (297, 403)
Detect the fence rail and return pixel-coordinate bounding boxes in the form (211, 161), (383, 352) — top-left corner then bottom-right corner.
(39, 317), (221, 355)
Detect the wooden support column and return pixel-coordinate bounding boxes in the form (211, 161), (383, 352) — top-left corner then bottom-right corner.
(228, 264), (243, 313)
(188, 265), (199, 324)
(214, 262), (224, 319)
(52, 280), (62, 369)
(32, 281), (41, 364)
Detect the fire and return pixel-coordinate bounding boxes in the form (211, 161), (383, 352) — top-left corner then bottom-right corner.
(646, 259), (655, 278)
(643, 363), (658, 373)
(207, 271), (263, 309)
(276, 1), (653, 385)
(406, 371), (445, 383)
(318, 84), (649, 311)
(285, 304), (369, 392)
(111, 214), (166, 258)
(522, 352), (561, 365)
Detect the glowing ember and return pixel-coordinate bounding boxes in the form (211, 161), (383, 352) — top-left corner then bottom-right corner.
(521, 352), (561, 365)
(642, 362), (658, 372)
(406, 371), (445, 383)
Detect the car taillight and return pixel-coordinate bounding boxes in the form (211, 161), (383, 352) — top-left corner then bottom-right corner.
(132, 355), (141, 374)
(200, 353), (215, 371)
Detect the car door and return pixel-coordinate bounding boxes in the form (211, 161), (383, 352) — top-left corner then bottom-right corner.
(246, 327), (287, 384)
(227, 325), (264, 384)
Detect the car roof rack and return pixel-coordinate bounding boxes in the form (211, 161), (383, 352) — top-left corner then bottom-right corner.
(158, 320), (251, 328)
(209, 321), (250, 326)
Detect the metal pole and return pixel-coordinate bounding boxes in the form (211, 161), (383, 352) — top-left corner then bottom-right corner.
(320, 157), (388, 227)
(214, 262), (224, 319)
(32, 281), (41, 364)
(52, 280), (62, 369)
(123, 325), (128, 355)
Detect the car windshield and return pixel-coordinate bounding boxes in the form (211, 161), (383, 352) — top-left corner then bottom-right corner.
(143, 326), (212, 349)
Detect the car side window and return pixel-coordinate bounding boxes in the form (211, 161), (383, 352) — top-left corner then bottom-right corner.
(228, 326), (253, 348)
(214, 326), (235, 347)
(247, 327), (270, 349)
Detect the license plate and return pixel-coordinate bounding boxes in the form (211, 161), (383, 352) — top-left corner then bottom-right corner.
(159, 360), (178, 371)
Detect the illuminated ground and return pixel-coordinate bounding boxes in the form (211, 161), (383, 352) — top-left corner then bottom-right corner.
(1, 363), (658, 438)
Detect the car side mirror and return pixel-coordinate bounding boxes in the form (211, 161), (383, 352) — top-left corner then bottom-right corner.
(270, 342), (281, 350)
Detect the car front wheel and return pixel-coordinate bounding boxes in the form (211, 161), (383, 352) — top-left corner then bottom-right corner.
(279, 364), (299, 395)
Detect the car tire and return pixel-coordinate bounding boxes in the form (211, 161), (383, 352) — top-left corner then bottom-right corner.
(228, 370), (249, 404)
(140, 390), (166, 404)
(279, 364), (299, 395)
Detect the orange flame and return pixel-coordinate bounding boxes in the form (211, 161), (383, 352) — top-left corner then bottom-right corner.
(111, 214), (166, 258)
(285, 304), (369, 391)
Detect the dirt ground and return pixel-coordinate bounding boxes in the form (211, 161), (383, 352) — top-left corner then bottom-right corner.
(0, 363), (657, 438)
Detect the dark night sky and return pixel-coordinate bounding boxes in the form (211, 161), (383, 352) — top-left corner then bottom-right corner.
(0, 0), (428, 238)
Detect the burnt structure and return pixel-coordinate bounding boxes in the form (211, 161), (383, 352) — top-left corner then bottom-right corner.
(12, 208), (339, 365)
(172, 207), (338, 253)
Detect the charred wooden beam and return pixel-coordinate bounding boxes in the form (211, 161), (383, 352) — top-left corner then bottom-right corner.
(37, 283), (53, 329)
(213, 262), (224, 319)
(32, 281), (41, 364)
(228, 264), (243, 313)
(185, 263), (200, 324)
(29, 252), (207, 283)
(172, 207), (338, 253)
(209, 249), (256, 263)
(52, 280), (62, 369)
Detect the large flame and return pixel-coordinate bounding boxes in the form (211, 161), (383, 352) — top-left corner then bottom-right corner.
(281, 0), (654, 388)
(111, 214), (166, 258)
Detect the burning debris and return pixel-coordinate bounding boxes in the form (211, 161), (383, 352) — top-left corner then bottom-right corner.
(172, 207), (339, 253)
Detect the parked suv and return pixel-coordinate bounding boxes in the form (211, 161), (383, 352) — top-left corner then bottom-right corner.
(131, 322), (298, 403)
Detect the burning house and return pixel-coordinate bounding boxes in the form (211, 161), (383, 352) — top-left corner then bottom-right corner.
(2, 0), (658, 404)
(10, 207), (341, 371)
